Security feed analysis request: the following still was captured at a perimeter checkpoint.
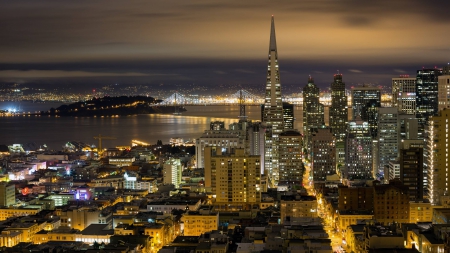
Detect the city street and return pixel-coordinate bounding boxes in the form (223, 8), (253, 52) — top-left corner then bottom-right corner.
(303, 161), (344, 252)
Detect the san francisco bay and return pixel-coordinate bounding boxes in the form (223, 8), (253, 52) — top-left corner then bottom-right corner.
(0, 101), (305, 150)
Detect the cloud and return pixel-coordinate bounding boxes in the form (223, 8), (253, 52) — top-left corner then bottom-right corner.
(214, 71), (226, 75)
(394, 69), (406, 73)
(235, 69), (256, 74)
(0, 70), (151, 78)
(348, 69), (363, 73)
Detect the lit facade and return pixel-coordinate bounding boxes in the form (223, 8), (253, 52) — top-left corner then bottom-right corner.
(392, 77), (416, 115)
(182, 211), (219, 236)
(438, 74), (450, 112)
(278, 130), (303, 183)
(329, 74), (348, 140)
(163, 158), (182, 188)
(344, 119), (373, 180)
(262, 16), (284, 186)
(351, 86), (381, 137)
(416, 68), (442, 124)
(426, 109), (450, 205)
(311, 127), (335, 182)
(280, 195), (318, 221)
(204, 147), (261, 210)
(375, 107), (400, 178)
(0, 182), (15, 207)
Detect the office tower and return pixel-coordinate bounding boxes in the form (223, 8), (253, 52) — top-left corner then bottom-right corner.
(329, 74), (348, 140)
(195, 126), (245, 168)
(247, 122), (267, 174)
(303, 76), (324, 148)
(374, 107), (400, 179)
(373, 179), (410, 225)
(278, 130), (303, 184)
(204, 147), (261, 210)
(311, 127), (336, 182)
(438, 65), (450, 111)
(0, 182), (15, 207)
(163, 158), (182, 188)
(344, 118), (373, 180)
(416, 68), (442, 124)
(426, 108), (450, 205)
(262, 16), (284, 186)
(385, 162), (400, 182)
(400, 146), (424, 200)
(283, 102), (294, 130)
(262, 16), (284, 134)
(392, 76), (416, 115)
(351, 85), (381, 137)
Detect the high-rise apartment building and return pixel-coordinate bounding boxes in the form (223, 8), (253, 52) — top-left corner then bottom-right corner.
(351, 86), (381, 137)
(426, 108), (450, 205)
(344, 119), (373, 180)
(204, 147), (261, 210)
(375, 107), (400, 178)
(392, 76), (416, 115)
(278, 130), (303, 184)
(416, 68), (442, 124)
(311, 127), (336, 182)
(163, 158), (182, 189)
(0, 182), (15, 207)
(329, 74), (348, 140)
(262, 16), (284, 186)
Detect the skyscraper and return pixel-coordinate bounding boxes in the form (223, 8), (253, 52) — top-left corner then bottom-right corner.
(283, 102), (294, 130)
(303, 76), (324, 149)
(438, 64), (450, 112)
(329, 74), (348, 140)
(426, 108), (450, 205)
(278, 130), (303, 184)
(375, 107), (400, 179)
(262, 16), (284, 134)
(392, 76), (416, 115)
(344, 118), (373, 180)
(351, 85), (381, 137)
(416, 68), (442, 124)
(262, 16), (284, 186)
(311, 127), (336, 182)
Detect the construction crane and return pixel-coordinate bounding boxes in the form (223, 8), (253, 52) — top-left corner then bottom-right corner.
(93, 134), (116, 157)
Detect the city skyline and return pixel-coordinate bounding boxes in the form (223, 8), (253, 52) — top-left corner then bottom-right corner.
(1, 1), (450, 93)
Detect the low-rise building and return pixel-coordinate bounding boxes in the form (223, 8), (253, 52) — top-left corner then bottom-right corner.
(182, 211), (219, 236)
(280, 194), (318, 222)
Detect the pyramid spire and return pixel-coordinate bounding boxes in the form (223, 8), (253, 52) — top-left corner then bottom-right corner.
(269, 15), (277, 54)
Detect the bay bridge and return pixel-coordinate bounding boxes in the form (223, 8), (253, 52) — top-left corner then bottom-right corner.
(156, 89), (311, 106)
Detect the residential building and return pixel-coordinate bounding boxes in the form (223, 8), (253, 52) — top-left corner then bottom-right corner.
(182, 211), (219, 236)
(204, 147), (261, 210)
(0, 182), (15, 207)
(409, 200), (434, 223)
(373, 180), (410, 225)
(338, 185), (374, 211)
(426, 108), (450, 205)
(163, 158), (182, 188)
(280, 194), (318, 221)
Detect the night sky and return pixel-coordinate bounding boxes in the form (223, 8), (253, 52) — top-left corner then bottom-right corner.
(1, 1), (450, 94)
